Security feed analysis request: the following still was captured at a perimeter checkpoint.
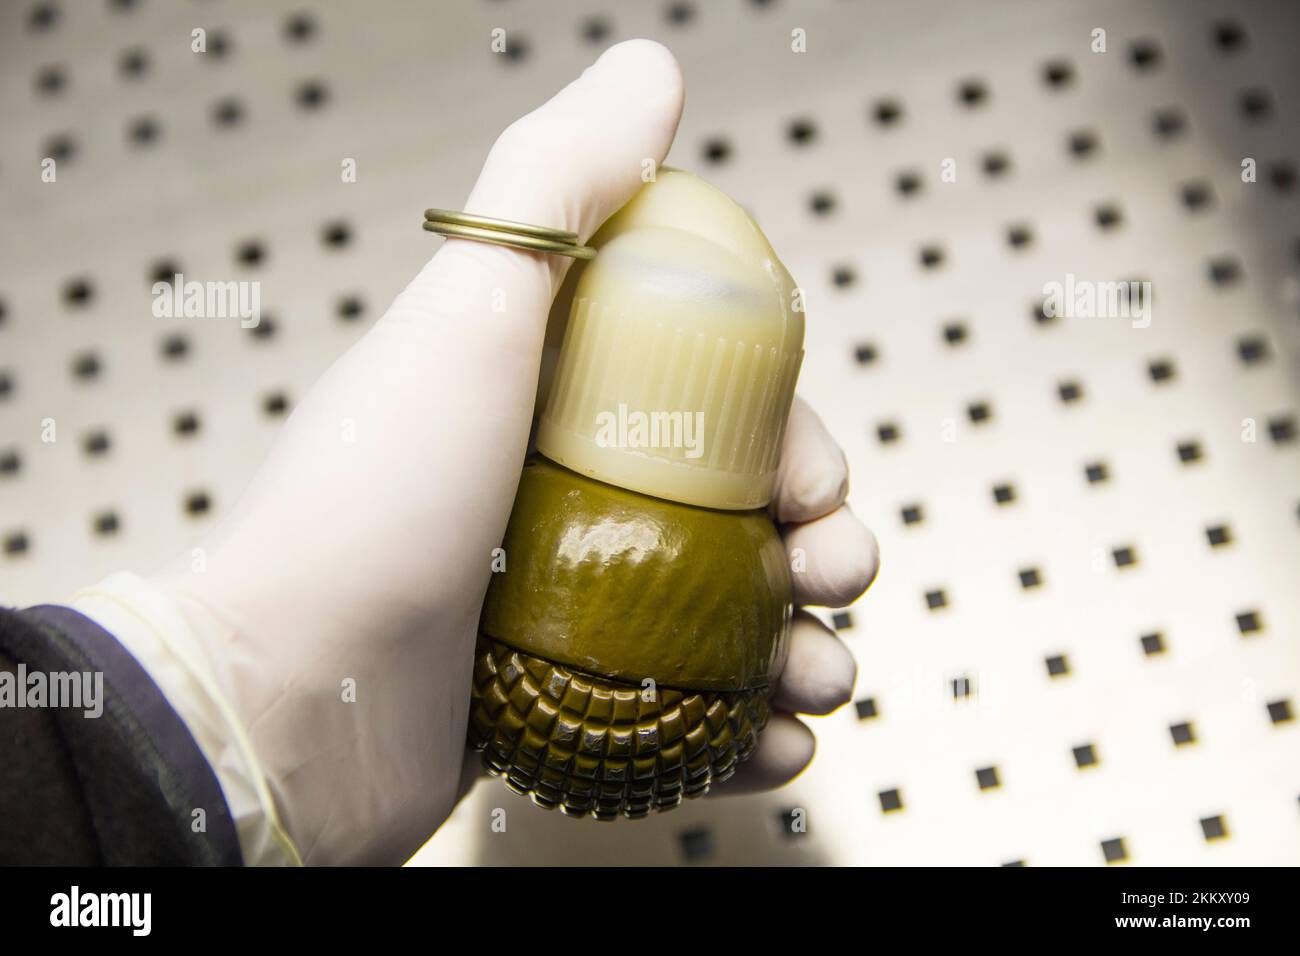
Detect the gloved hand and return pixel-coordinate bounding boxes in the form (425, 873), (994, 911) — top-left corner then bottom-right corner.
(136, 39), (879, 865)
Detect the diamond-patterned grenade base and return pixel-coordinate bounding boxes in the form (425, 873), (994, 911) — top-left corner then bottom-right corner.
(468, 636), (772, 820)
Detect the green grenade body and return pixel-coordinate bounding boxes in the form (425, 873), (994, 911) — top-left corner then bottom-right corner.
(468, 457), (793, 819)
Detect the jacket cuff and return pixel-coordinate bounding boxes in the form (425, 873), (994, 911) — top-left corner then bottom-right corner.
(67, 573), (300, 866)
(3, 604), (243, 865)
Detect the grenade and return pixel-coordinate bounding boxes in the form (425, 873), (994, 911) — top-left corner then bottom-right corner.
(468, 169), (805, 819)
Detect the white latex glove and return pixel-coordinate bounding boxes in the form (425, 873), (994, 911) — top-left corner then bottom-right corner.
(142, 40), (879, 866)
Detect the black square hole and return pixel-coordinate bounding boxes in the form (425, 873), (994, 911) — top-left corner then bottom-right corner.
(832, 265), (858, 288)
(925, 589), (948, 611)
(975, 766), (1000, 790)
(1045, 654), (1069, 677)
(1112, 546), (1138, 569)
(1180, 181), (1213, 211)
(1212, 21), (1246, 52)
(1148, 358), (1176, 383)
(4, 531), (30, 556)
(236, 239), (265, 268)
(173, 411), (200, 437)
(1140, 632), (1166, 656)
(1068, 128), (1099, 158)
(878, 788), (903, 813)
(787, 118), (817, 146)
(1208, 257), (1243, 286)
(93, 511), (120, 537)
(28, 3), (60, 32)
(982, 151), (1010, 178)
(1073, 743), (1098, 768)
(1170, 722), (1196, 746)
(993, 483), (1016, 505)
(967, 401), (992, 424)
(854, 697), (878, 720)
(120, 48), (148, 78)
(678, 827), (713, 862)
(1206, 525), (1232, 547)
(1238, 336), (1269, 365)
(1005, 224), (1033, 249)
(831, 611), (853, 631)
(1042, 59), (1074, 89)
(877, 421), (901, 444)
(263, 392), (290, 417)
(957, 79), (988, 107)
(871, 98), (903, 127)
(901, 504), (924, 526)
(160, 333), (190, 361)
(1268, 161), (1296, 192)
(1094, 204), (1122, 230)
(499, 36), (530, 63)
(1238, 88), (1273, 121)
(212, 97), (244, 127)
(1152, 107), (1187, 138)
(776, 807), (807, 837)
(1177, 440), (1203, 464)
(1200, 815), (1228, 841)
(701, 137), (731, 164)
(45, 132), (78, 162)
(1129, 39), (1162, 71)
(321, 220), (353, 248)
(149, 260), (183, 287)
(63, 276), (95, 307)
(82, 430), (110, 457)
(1058, 380), (1083, 403)
(36, 64), (65, 96)
(1267, 699), (1293, 724)
(285, 11), (318, 43)
(1270, 416), (1296, 444)
(895, 170), (922, 197)
(1101, 837), (1128, 863)
(1236, 610), (1262, 635)
(1085, 461), (1109, 484)
(665, 3), (694, 26)
(71, 352), (102, 382)
(854, 343), (878, 366)
(809, 191), (837, 216)
(336, 295), (365, 322)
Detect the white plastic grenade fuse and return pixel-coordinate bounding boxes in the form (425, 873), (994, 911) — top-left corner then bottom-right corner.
(537, 167), (806, 511)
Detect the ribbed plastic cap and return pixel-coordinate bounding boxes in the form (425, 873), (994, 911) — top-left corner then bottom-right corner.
(537, 169), (804, 510)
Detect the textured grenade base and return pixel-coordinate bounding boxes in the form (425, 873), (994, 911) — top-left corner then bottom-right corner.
(468, 636), (772, 820)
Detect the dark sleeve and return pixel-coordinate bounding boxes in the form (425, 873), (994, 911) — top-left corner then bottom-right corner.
(0, 605), (243, 865)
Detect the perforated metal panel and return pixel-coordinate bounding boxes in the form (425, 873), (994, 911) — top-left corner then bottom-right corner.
(1, 0), (1297, 866)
